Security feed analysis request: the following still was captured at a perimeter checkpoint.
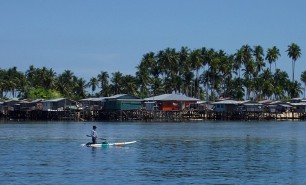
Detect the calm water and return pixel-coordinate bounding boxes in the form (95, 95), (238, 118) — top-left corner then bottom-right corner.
(0, 121), (306, 185)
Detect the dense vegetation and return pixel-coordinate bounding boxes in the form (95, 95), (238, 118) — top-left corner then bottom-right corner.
(0, 43), (305, 101)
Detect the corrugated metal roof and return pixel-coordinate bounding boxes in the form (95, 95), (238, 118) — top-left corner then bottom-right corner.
(144, 94), (199, 101)
(268, 101), (287, 105)
(258, 100), (273, 104)
(280, 104), (292, 107)
(212, 100), (240, 105)
(107, 94), (127, 99)
(243, 103), (262, 106)
(106, 94), (140, 100)
(116, 99), (143, 102)
(79, 97), (106, 101)
(32, 99), (44, 103)
(44, 98), (66, 102)
(290, 102), (306, 106)
(43, 98), (77, 103)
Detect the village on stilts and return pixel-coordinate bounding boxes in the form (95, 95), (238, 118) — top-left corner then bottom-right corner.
(1, 94), (306, 122)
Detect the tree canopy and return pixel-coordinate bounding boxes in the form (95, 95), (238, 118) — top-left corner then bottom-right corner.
(0, 43), (303, 100)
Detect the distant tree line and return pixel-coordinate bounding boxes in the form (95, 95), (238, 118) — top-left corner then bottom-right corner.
(0, 43), (305, 101)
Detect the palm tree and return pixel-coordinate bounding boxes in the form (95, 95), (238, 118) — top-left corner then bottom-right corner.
(157, 48), (179, 93)
(207, 49), (221, 100)
(151, 77), (164, 96)
(110, 71), (123, 95)
(262, 80), (274, 99)
(289, 81), (303, 98)
(234, 48), (244, 78)
(15, 71), (28, 98)
(97, 71), (110, 97)
(217, 51), (233, 98)
(241, 45), (253, 66)
(5, 67), (22, 98)
(45, 68), (57, 89)
(37, 67), (57, 90)
(273, 69), (289, 100)
(190, 49), (203, 98)
(88, 77), (98, 96)
(57, 70), (75, 98)
(25, 65), (36, 87)
(253, 76), (264, 100)
(200, 47), (211, 100)
(227, 77), (244, 100)
(0, 69), (11, 98)
(149, 59), (162, 96)
(301, 71), (306, 98)
(232, 48), (244, 100)
(259, 69), (273, 99)
(240, 45), (256, 99)
(266, 46), (280, 72)
(74, 78), (87, 99)
(242, 62), (256, 99)
(286, 43), (301, 82)
(203, 48), (217, 100)
(253, 45), (265, 76)
(179, 46), (191, 94)
(122, 74), (137, 96)
(136, 52), (155, 97)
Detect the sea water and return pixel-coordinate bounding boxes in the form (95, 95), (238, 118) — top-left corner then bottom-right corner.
(0, 121), (306, 185)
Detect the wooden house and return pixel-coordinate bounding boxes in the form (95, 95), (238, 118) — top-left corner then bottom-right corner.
(103, 94), (142, 111)
(15, 99), (44, 111)
(290, 98), (306, 113)
(188, 101), (213, 111)
(241, 101), (264, 112)
(265, 101), (292, 113)
(42, 98), (78, 111)
(143, 101), (157, 111)
(32, 99), (44, 110)
(79, 97), (106, 110)
(1, 99), (21, 113)
(0, 99), (41, 117)
(212, 100), (240, 112)
(144, 94), (199, 111)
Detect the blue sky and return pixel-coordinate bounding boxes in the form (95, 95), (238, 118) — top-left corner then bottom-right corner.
(0, 0), (305, 83)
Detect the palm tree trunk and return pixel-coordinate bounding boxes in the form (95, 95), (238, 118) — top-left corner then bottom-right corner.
(292, 60), (295, 82)
(303, 84), (306, 99)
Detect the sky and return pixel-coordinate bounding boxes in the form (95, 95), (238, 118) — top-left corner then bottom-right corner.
(0, 0), (305, 83)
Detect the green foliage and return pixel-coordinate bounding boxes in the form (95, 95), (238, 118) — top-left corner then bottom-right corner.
(0, 43), (304, 100)
(27, 87), (62, 100)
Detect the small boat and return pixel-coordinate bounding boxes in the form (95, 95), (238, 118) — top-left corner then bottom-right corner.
(82, 141), (137, 147)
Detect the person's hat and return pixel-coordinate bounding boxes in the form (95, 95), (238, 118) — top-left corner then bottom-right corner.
(93, 126), (97, 129)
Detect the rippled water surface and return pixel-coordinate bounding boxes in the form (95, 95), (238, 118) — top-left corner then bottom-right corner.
(1, 121), (306, 184)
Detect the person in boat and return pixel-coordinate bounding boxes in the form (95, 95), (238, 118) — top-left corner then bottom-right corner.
(91, 126), (98, 144)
